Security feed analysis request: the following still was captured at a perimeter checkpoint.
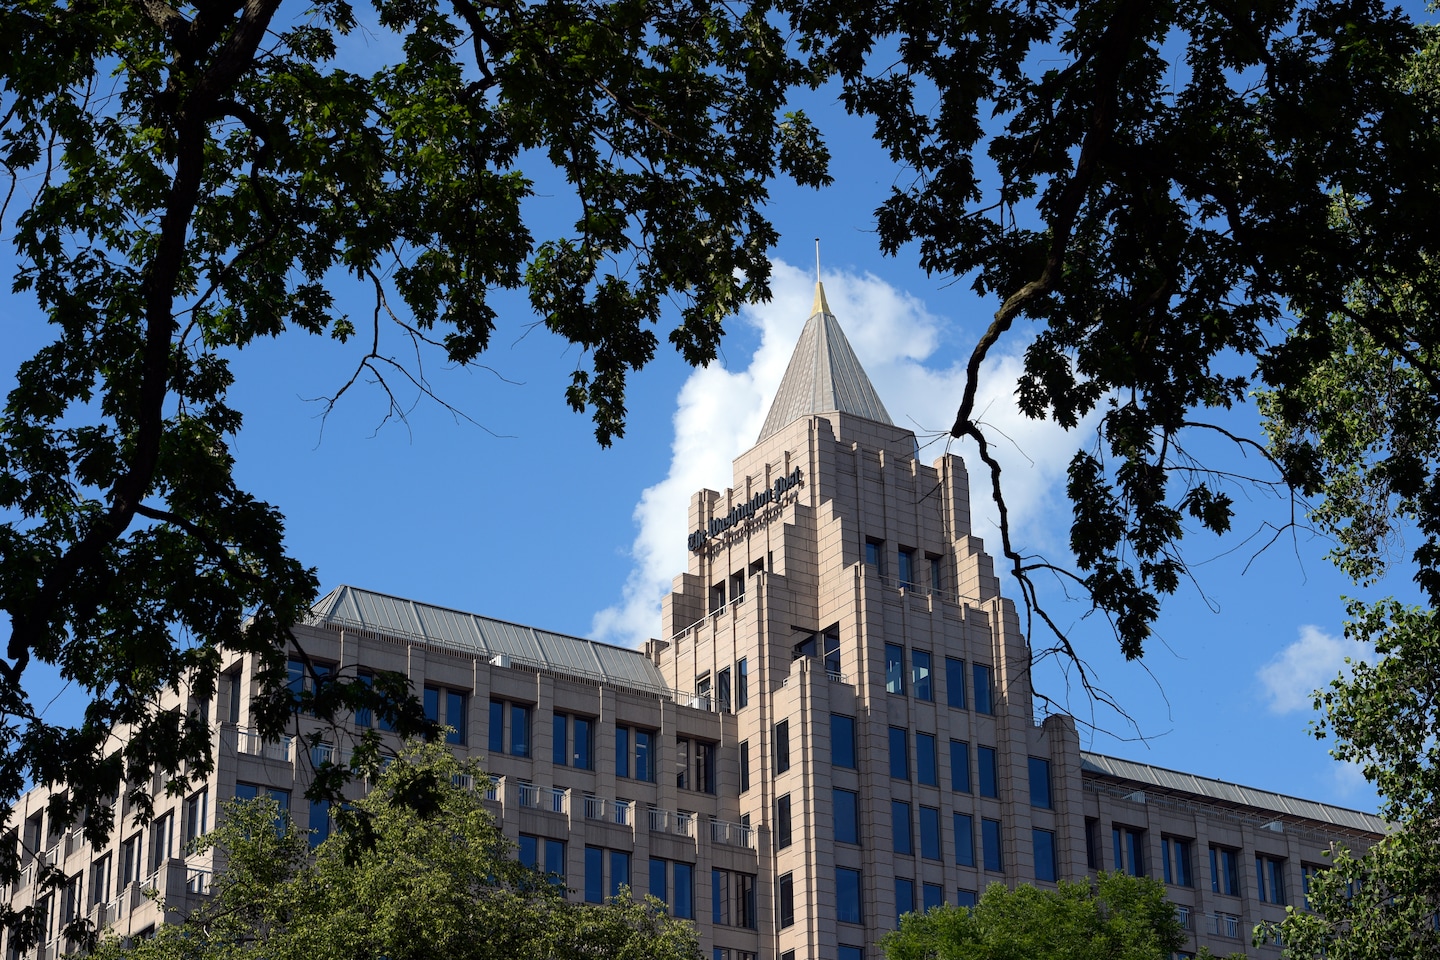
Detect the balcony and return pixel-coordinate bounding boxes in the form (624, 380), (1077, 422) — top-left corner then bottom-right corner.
(225, 726), (294, 763)
(709, 818), (755, 849)
(1205, 912), (1244, 940)
(647, 808), (695, 838)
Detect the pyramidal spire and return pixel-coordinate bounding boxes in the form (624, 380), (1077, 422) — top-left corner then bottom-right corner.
(757, 281), (893, 442)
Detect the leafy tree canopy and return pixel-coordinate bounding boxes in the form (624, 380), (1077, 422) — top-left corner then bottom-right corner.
(85, 742), (703, 960)
(879, 872), (1218, 960)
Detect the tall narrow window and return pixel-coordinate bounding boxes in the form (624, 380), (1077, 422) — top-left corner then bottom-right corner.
(865, 538), (885, 574)
(608, 850), (630, 900)
(889, 727), (909, 780)
(951, 740), (972, 793)
(1033, 829), (1058, 882)
(445, 690), (467, 744)
(834, 789), (860, 845)
(923, 883), (944, 912)
(773, 720), (790, 775)
(945, 657), (967, 709)
(892, 800), (913, 855)
(510, 703), (531, 757)
(836, 868), (863, 924)
(911, 650), (933, 701)
(736, 658), (748, 708)
(832, 714), (857, 768)
(898, 547), (917, 587)
(978, 746), (998, 798)
(916, 733), (938, 786)
(673, 861), (694, 919)
(739, 740), (750, 793)
(895, 877), (915, 925)
(973, 663), (993, 714)
(616, 725), (630, 779)
(649, 858), (667, 904)
(717, 668), (732, 713)
(553, 714), (569, 766)
(919, 806), (941, 860)
(981, 819), (1003, 872)
(778, 873), (795, 928)
(776, 795), (792, 849)
(1211, 846), (1240, 896)
(885, 643), (905, 694)
(1028, 757), (1052, 808)
(489, 700), (504, 753)
(929, 553), (943, 592)
(585, 847), (604, 903)
(573, 716), (593, 769)
(954, 813), (975, 867)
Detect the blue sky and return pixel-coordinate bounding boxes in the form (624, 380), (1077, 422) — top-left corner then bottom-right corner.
(7, 8), (1433, 816)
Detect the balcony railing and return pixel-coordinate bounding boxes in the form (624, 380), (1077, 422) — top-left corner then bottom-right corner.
(648, 808), (695, 838)
(1177, 905), (1192, 930)
(709, 819), (755, 849)
(227, 726), (294, 763)
(185, 867), (212, 895)
(1205, 912), (1243, 939)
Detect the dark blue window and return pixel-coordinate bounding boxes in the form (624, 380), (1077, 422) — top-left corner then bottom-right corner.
(1034, 828), (1057, 882)
(895, 877), (915, 925)
(916, 733), (938, 786)
(973, 663), (993, 714)
(946, 657), (966, 709)
(892, 800), (913, 855)
(951, 740), (971, 793)
(1029, 756), (1052, 808)
(834, 789), (860, 844)
(978, 746), (998, 798)
(982, 819), (1003, 872)
(837, 867), (862, 924)
(889, 727), (909, 780)
(832, 714), (857, 767)
(585, 846), (604, 902)
(954, 813), (975, 867)
(885, 643), (905, 694)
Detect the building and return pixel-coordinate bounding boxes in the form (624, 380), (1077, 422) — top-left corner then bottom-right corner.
(4, 283), (1386, 960)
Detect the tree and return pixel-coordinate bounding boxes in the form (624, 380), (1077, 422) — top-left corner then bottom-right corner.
(790, 0), (1440, 702)
(879, 872), (1206, 960)
(1270, 601), (1440, 959)
(0, 0), (826, 918)
(88, 742), (703, 960)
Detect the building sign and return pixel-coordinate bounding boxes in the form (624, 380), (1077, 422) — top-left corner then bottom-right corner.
(687, 467), (803, 553)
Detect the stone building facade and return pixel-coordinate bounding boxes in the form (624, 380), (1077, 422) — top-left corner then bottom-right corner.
(4, 284), (1385, 960)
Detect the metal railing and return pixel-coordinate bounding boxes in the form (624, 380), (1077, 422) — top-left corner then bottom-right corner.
(709, 819), (755, 849)
(545, 787), (566, 814)
(185, 867), (212, 895)
(648, 808), (695, 838)
(1177, 905), (1192, 930)
(482, 776), (499, 801)
(1205, 912), (1243, 939)
(518, 783), (540, 809)
(228, 726), (295, 762)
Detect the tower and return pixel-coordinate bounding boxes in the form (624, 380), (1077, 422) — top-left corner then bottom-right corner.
(653, 282), (1084, 958)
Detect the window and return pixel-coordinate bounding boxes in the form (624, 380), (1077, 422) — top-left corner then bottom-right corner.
(973, 663), (993, 713)
(978, 745), (998, 798)
(149, 812), (173, 872)
(865, 538), (885, 574)
(946, 657), (967, 709)
(183, 788), (208, 847)
(307, 799), (331, 848)
(736, 658), (748, 708)
(832, 714), (857, 767)
(892, 800), (913, 855)
(713, 868), (757, 928)
(916, 733), (938, 786)
(673, 861), (694, 919)
(898, 547), (917, 587)
(795, 625), (841, 676)
(287, 657), (335, 713)
(1302, 863), (1324, 909)
(836, 867), (863, 924)
(89, 854), (111, 907)
(121, 834), (141, 886)
(544, 838), (565, 881)
(911, 650), (933, 700)
(731, 570), (745, 603)
(929, 553), (943, 592)
(834, 789), (860, 844)
(233, 783), (290, 830)
(776, 794), (792, 849)
(1085, 818), (1101, 869)
(950, 740), (971, 792)
(1034, 828), (1058, 882)
(778, 872), (795, 928)
(739, 740), (750, 793)
(919, 806), (941, 860)
(923, 882), (944, 912)
(981, 819), (1003, 872)
(717, 668), (731, 712)
(956, 889), (978, 909)
(1113, 826), (1146, 876)
(677, 737), (717, 793)
(889, 727), (909, 780)
(424, 685), (469, 744)
(1163, 836), (1194, 887)
(553, 713), (594, 769)
(487, 700), (531, 757)
(839, 948), (864, 960)
(617, 725), (656, 781)
(885, 643), (905, 694)
(895, 877), (915, 925)
(1211, 845), (1240, 896)
(609, 850), (630, 899)
(711, 581), (726, 613)
(954, 813), (975, 867)
(1028, 757), (1052, 808)
(225, 670), (242, 724)
(773, 720), (790, 775)
(585, 846), (604, 902)
(1257, 854), (1286, 904)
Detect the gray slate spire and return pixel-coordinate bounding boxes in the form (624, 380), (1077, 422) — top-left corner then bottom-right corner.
(757, 282), (893, 442)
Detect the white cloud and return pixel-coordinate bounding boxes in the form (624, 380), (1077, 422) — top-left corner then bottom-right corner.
(1257, 624), (1374, 715)
(591, 260), (1086, 647)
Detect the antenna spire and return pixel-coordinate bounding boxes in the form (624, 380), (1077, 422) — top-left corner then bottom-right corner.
(815, 238), (821, 283)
